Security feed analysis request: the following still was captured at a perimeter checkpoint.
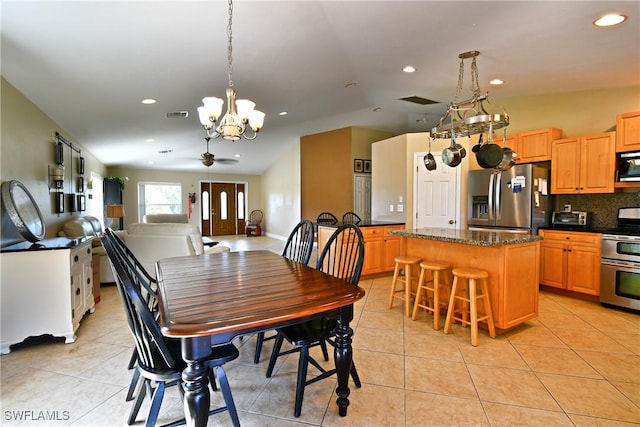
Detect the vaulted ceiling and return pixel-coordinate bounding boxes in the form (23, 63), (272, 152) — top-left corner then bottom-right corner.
(2, 1), (638, 174)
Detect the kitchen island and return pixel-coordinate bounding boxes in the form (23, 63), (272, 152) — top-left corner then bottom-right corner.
(389, 228), (542, 331)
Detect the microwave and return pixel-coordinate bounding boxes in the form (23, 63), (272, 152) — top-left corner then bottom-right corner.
(617, 152), (640, 182)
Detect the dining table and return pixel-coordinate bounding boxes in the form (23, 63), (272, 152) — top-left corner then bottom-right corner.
(155, 250), (366, 427)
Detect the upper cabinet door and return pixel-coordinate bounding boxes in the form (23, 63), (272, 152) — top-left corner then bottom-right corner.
(516, 128), (563, 163)
(616, 111), (640, 153)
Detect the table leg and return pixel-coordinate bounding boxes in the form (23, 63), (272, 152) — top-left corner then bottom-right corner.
(334, 305), (355, 416)
(181, 337), (212, 427)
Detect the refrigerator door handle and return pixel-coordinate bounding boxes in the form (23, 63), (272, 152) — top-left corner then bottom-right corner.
(488, 173), (494, 221)
(495, 172), (502, 220)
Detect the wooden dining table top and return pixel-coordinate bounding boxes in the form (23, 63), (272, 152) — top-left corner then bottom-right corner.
(155, 250), (366, 338)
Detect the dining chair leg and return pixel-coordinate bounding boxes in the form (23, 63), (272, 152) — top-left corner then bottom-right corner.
(320, 340), (329, 361)
(294, 346), (310, 418)
(146, 382), (166, 427)
(215, 365), (240, 427)
(266, 334), (284, 378)
(128, 378), (147, 425)
(208, 368), (218, 392)
(254, 331), (266, 364)
(126, 367), (140, 401)
(128, 348), (138, 369)
(350, 364), (362, 388)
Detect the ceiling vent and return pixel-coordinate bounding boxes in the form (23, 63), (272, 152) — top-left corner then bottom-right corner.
(166, 111), (189, 118)
(398, 96), (439, 105)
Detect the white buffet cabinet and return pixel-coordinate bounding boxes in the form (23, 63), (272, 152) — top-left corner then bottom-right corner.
(0, 238), (95, 354)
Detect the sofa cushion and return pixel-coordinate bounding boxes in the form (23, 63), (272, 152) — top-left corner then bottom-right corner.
(127, 222), (204, 254)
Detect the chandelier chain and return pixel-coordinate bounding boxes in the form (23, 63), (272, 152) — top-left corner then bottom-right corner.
(470, 56), (480, 96)
(227, 0), (234, 88)
(454, 57), (464, 104)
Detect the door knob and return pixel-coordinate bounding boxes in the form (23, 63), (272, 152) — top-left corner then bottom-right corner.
(449, 220), (455, 224)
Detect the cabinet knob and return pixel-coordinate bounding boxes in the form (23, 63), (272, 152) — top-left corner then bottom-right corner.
(74, 255), (79, 262)
(76, 288), (81, 296)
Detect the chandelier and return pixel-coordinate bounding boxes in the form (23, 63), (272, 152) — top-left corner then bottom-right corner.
(431, 51), (508, 139)
(197, 0), (265, 141)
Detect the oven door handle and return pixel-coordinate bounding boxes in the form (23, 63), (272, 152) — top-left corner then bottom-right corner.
(601, 259), (639, 269)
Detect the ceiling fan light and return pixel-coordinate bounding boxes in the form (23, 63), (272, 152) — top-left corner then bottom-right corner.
(249, 110), (265, 132)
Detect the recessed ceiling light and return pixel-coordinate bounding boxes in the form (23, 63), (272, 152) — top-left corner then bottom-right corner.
(344, 82), (357, 88)
(234, 154), (241, 158)
(141, 98), (157, 105)
(279, 111), (288, 116)
(145, 138), (155, 142)
(373, 107), (382, 112)
(148, 160), (154, 165)
(594, 13), (627, 27)
(489, 79), (504, 86)
(402, 66), (416, 73)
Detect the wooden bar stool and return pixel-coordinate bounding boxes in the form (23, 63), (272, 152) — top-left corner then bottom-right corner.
(411, 261), (452, 330)
(388, 256), (422, 317)
(443, 267), (496, 346)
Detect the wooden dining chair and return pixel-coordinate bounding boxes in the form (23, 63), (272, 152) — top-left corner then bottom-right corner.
(341, 211), (362, 224)
(101, 235), (241, 427)
(253, 220), (315, 364)
(265, 223), (364, 417)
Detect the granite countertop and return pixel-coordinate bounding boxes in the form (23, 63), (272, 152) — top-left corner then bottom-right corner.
(389, 227), (543, 247)
(317, 220), (406, 228)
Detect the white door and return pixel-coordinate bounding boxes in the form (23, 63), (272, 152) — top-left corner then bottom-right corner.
(354, 175), (371, 221)
(413, 152), (460, 229)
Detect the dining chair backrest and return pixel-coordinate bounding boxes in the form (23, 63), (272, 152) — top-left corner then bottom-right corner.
(101, 234), (176, 371)
(282, 220), (315, 265)
(103, 228), (158, 314)
(316, 212), (338, 226)
(316, 223), (365, 285)
(341, 211), (362, 224)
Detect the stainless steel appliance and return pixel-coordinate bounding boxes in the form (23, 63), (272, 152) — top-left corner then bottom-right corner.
(551, 211), (591, 229)
(600, 207), (640, 311)
(468, 164), (552, 234)
(616, 151), (640, 182)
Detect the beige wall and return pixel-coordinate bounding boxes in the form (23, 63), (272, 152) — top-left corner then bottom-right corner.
(372, 86), (640, 228)
(300, 126), (391, 222)
(0, 78), (108, 239)
(261, 141), (301, 239)
(106, 166), (262, 233)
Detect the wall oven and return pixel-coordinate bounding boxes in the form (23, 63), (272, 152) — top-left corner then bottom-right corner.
(600, 207), (640, 311)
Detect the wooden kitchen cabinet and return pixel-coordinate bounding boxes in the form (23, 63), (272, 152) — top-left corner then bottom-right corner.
(515, 128), (563, 163)
(616, 111), (640, 152)
(551, 132), (615, 194)
(539, 230), (601, 296)
(318, 224), (404, 275)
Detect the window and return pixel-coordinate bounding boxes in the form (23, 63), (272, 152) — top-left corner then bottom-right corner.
(138, 182), (182, 220)
(238, 191), (245, 219)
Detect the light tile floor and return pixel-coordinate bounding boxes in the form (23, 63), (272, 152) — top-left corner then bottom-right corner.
(1, 235), (639, 426)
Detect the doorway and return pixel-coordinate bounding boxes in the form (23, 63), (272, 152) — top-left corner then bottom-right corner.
(353, 175), (372, 221)
(200, 181), (246, 236)
(413, 152), (460, 229)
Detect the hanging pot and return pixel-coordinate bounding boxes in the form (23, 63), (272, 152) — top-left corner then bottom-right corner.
(424, 138), (437, 171)
(475, 121), (502, 169)
(494, 129), (517, 171)
(442, 135), (463, 167)
(471, 133), (483, 153)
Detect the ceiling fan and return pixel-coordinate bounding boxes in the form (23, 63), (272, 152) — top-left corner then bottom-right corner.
(200, 138), (239, 167)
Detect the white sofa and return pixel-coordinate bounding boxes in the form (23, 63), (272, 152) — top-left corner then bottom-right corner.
(125, 222), (230, 276)
(142, 213), (189, 223)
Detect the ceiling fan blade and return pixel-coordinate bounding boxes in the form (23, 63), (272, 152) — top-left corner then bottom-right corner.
(215, 158), (239, 165)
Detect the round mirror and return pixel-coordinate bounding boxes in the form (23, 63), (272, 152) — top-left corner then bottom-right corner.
(1, 180), (46, 242)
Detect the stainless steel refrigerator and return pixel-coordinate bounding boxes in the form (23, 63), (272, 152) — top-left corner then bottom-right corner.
(468, 164), (552, 234)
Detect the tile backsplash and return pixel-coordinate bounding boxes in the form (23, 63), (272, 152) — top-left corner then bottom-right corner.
(557, 191), (640, 229)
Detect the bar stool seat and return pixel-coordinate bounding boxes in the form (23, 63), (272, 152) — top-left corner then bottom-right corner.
(388, 256), (422, 317)
(443, 267), (496, 346)
(411, 261), (452, 330)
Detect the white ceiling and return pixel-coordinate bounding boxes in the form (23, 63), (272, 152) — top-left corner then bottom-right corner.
(2, 1), (639, 175)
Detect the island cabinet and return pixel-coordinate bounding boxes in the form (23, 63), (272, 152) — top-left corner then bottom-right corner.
(551, 132), (615, 194)
(391, 228), (541, 331)
(616, 111), (640, 152)
(539, 230), (601, 296)
(0, 238), (95, 354)
(515, 128), (563, 163)
(318, 223), (405, 275)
